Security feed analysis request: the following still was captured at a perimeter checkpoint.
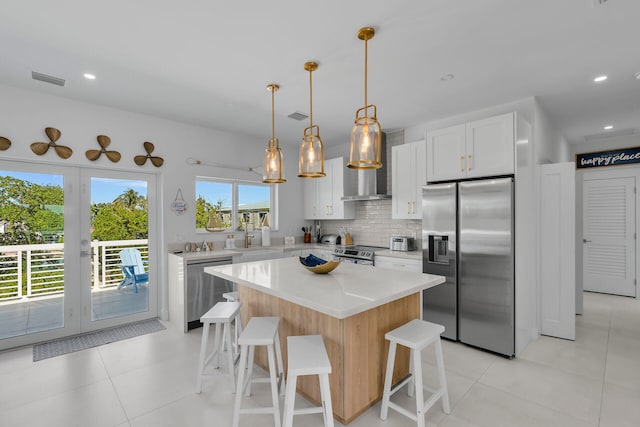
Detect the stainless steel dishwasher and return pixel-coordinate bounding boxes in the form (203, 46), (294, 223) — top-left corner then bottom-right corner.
(186, 257), (234, 330)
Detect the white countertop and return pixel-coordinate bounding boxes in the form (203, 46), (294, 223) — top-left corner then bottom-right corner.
(205, 257), (444, 319)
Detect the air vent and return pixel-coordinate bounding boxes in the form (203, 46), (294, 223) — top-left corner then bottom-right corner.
(288, 111), (308, 121)
(592, 0), (610, 6)
(584, 127), (637, 141)
(32, 71), (66, 87)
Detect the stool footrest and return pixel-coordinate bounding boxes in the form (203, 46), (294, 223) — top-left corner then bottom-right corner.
(389, 373), (413, 396)
(239, 407), (277, 415)
(386, 402), (417, 422)
(294, 407), (324, 415)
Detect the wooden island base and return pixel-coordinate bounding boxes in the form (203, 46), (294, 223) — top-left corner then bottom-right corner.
(239, 285), (420, 424)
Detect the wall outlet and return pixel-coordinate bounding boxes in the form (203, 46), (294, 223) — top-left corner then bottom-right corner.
(176, 234), (185, 242)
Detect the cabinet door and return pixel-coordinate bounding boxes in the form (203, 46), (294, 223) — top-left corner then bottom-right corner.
(392, 143), (414, 219)
(375, 256), (422, 272)
(304, 178), (318, 219)
(315, 167), (332, 219)
(413, 141), (427, 219)
(466, 113), (514, 178)
(427, 125), (466, 182)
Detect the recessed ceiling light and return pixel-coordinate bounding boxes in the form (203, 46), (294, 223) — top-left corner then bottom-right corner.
(634, 71), (640, 80)
(603, 125), (613, 130)
(83, 73), (96, 80)
(593, 75), (607, 83)
(440, 74), (455, 81)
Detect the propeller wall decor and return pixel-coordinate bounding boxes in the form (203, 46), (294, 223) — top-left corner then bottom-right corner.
(0, 136), (11, 151)
(30, 127), (73, 159)
(86, 135), (121, 162)
(134, 141), (164, 167)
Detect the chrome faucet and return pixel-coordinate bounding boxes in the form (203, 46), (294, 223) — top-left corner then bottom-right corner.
(243, 214), (255, 248)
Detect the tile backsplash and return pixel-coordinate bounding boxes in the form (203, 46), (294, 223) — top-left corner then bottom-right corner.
(320, 199), (421, 248)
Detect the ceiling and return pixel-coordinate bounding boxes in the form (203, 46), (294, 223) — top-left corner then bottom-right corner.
(0, 0), (638, 147)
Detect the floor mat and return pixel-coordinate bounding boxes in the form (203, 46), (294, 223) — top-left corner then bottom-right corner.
(33, 318), (166, 361)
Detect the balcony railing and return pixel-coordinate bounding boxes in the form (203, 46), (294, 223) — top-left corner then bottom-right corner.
(0, 239), (148, 302)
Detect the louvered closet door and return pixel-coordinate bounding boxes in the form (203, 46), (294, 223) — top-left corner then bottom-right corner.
(583, 177), (636, 297)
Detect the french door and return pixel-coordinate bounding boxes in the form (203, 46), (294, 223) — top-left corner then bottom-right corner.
(0, 161), (157, 350)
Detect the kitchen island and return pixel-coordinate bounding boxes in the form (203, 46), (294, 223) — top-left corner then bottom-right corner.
(205, 257), (444, 424)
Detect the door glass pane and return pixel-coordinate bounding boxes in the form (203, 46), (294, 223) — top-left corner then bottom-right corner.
(0, 171), (65, 339)
(90, 178), (148, 321)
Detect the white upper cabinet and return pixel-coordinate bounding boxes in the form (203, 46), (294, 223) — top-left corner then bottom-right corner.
(303, 157), (355, 220)
(392, 139), (427, 219)
(427, 112), (515, 182)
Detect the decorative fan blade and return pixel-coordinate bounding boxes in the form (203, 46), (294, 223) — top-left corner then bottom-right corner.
(134, 155), (148, 166)
(150, 156), (164, 167)
(143, 141), (155, 154)
(0, 136), (11, 151)
(86, 149), (101, 161)
(54, 145), (73, 159)
(45, 127), (61, 143)
(30, 142), (50, 155)
(105, 151), (121, 162)
(97, 135), (111, 149)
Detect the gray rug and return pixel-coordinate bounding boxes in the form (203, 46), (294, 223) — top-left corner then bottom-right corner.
(33, 318), (166, 361)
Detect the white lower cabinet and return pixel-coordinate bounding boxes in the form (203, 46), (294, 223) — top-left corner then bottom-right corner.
(375, 255), (422, 273)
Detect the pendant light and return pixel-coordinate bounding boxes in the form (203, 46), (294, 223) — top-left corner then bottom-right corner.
(348, 27), (382, 170)
(263, 83), (286, 184)
(298, 61), (326, 178)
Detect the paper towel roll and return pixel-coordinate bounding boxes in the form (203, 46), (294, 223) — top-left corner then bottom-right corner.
(261, 226), (271, 247)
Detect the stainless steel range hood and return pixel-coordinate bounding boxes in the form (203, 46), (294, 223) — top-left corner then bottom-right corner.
(341, 133), (391, 201)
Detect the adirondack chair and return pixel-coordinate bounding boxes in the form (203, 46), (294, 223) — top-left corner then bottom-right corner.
(118, 248), (148, 293)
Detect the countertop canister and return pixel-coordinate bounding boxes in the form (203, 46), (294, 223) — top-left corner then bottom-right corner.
(262, 226), (271, 246)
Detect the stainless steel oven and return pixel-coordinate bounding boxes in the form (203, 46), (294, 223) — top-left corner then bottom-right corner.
(332, 246), (385, 266)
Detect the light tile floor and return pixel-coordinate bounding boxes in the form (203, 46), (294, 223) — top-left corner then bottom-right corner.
(0, 291), (637, 427)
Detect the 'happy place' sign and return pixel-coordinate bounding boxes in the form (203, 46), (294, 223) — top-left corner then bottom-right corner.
(576, 146), (640, 169)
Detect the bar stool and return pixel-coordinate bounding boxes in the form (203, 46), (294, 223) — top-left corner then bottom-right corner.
(232, 316), (285, 427)
(196, 301), (243, 393)
(380, 319), (450, 427)
(283, 335), (334, 427)
(223, 291), (240, 353)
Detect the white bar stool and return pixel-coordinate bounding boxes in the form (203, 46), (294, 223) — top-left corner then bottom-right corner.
(196, 301), (243, 393)
(223, 291), (240, 353)
(380, 319), (450, 427)
(232, 316), (285, 427)
(283, 335), (334, 427)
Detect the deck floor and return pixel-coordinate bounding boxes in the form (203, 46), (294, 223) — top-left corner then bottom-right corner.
(0, 285), (149, 340)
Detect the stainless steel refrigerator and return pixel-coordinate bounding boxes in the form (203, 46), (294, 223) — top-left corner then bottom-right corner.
(422, 177), (515, 357)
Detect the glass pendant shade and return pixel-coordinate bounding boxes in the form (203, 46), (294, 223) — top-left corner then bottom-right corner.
(348, 26), (383, 170)
(262, 84), (286, 184)
(263, 137), (285, 183)
(298, 61), (326, 178)
(349, 105), (382, 169)
(299, 125), (325, 177)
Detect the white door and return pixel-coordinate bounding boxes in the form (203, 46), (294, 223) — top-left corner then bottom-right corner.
(583, 176), (636, 297)
(540, 163), (575, 340)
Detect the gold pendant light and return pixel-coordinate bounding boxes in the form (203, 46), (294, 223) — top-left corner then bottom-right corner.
(298, 61), (326, 178)
(263, 83), (286, 184)
(348, 27), (382, 170)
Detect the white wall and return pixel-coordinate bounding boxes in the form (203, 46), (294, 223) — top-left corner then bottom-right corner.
(533, 99), (570, 164)
(0, 84), (305, 319)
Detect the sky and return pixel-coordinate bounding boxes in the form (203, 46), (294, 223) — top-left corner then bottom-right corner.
(1, 171), (147, 204)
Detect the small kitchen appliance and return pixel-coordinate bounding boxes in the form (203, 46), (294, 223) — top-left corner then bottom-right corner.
(389, 236), (416, 251)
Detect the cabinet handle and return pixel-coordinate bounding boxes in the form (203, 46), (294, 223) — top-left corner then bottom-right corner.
(460, 156), (464, 172)
(407, 201), (411, 214)
(467, 154), (472, 171)
(412, 201), (416, 214)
